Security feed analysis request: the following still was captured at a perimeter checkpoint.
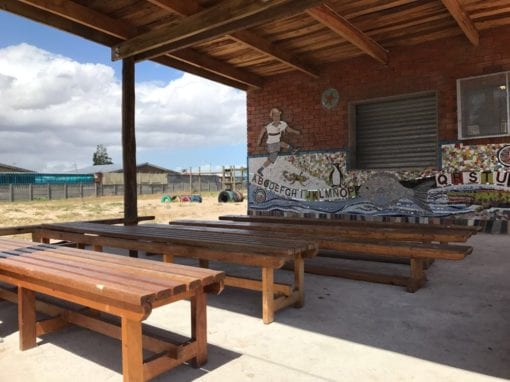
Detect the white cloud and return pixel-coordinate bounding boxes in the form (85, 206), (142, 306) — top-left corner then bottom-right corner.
(0, 43), (246, 171)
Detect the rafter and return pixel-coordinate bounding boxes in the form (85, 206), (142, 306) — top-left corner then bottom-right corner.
(307, 3), (389, 64)
(440, 0), (479, 45)
(172, 49), (263, 88)
(16, 0), (131, 39)
(147, 0), (319, 78)
(112, 0), (324, 62)
(12, 0), (261, 89)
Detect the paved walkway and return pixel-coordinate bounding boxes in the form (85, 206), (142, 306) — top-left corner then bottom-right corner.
(0, 233), (509, 381)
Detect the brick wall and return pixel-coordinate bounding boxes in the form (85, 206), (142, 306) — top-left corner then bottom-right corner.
(247, 25), (510, 157)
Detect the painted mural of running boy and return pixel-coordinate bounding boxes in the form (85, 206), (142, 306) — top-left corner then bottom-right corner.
(256, 107), (301, 176)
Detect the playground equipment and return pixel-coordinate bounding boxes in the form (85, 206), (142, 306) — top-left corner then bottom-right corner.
(161, 194), (202, 203)
(218, 190), (244, 203)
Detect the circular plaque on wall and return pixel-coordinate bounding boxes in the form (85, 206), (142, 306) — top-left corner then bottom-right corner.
(321, 88), (339, 110)
(497, 145), (510, 167)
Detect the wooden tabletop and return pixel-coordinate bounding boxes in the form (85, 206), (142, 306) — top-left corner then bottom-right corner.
(0, 237), (224, 308)
(171, 219), (475, 243)
(40, 222), (318, 259)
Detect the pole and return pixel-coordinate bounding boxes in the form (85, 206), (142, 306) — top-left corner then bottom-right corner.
(122, 57), (138, 228)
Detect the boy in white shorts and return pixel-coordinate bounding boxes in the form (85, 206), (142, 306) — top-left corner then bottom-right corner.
(256, 108), (300, 176)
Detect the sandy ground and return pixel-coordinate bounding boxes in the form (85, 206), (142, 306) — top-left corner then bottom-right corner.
(0, 193), (247, 229)
(0, 232), (509, 381)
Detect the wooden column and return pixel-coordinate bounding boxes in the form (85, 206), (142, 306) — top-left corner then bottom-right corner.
(18, 287), (37, 351)
(190, 289), (207, 367)
(122, 57), (138, 226)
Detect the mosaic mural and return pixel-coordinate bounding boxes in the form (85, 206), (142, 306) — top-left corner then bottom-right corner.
(248, 143), (510, 221)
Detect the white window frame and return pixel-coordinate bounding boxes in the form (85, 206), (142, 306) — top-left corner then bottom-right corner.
(457, 71), (510, 140)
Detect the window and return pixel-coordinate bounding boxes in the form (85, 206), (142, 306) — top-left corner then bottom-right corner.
(353, 92), (438, 170)
(457, 72), (509, 139)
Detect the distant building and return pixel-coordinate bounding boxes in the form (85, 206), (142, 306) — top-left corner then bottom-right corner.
(0, 163), (34, 173)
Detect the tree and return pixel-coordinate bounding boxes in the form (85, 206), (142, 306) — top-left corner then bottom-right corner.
(92, 145), (113, 165)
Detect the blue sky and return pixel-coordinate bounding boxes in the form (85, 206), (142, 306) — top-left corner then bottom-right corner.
(0, 11), (247, 172)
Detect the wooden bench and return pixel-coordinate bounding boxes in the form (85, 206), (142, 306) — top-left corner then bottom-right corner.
(173, 219), (475, 292)
(0, 237), (224, 381)
(219, 214), (481, 235)
(35, 222), (318, 324)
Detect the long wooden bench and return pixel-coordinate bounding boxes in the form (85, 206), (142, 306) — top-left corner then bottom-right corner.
(172, 219), (475, 292)
(35, 222), (318, 324)
(219, 214), (481, 234)
(0, 237), (224, 382)
(176, 219), (477, 243)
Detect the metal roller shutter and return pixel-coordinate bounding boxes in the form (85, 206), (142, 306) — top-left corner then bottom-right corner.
(355, 92), (437, 169)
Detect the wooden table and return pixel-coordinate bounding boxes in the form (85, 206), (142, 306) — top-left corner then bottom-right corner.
(36, 222), (319, 324)
(173, 218), (474, 292)
(0, 237), (224, 381)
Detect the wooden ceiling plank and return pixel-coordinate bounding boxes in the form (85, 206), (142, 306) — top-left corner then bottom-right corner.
(17, 0), (132, 39)
(173, 48), (264, 87)
(7, 0), (260, 89)
(306, 4), (389, 64)
(112, 0), (324, 61)
(230, 30), (319, 78)
(147, 0), (319, 78)
(145, 0), (202, 16)
(440, 0), (479, 45)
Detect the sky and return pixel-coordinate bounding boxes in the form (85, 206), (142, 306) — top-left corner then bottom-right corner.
(0, 11), (247, 173)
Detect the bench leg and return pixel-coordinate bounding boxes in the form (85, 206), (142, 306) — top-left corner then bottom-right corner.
(407, 259), (427, 293)
(163, 254), (174, 263)
(18, 287), (37, 351)
(262, 267), (275, 324)
(294, 257), (304, 308)
(121, 317), (144, 382)
(199, 259), (209, 268)
(190, 289), (207, 367)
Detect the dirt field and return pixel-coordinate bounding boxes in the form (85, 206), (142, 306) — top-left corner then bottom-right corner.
(0, 193), (247, 231)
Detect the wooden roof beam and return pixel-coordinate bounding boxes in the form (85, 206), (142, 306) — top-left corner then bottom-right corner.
(147, 0), (320, 78)
(440, 0), (479, 45)
(112, 0), (324, 62)
(12, 0), (261, 89)
(16, 0), (132, 39)
(154, 56), (251, 90)
(307, 3), (389, 64)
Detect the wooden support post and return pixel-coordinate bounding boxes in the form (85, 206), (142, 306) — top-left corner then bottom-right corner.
(262, 267), (275, 324)
(293, 257), (305, 308)
(64, 183), (68, 199)
(190, 289), (207, 367)
(121, 317), (144, 382)
(29, 184), (33, 201)
(408, 258), (426, 293)
(9, 184), (13, 202)
(198, 259), (209, 268)
(122, 56), (138, 226)
(18, 287), (37, 351)
(47, 184), (51, 200)
(189, 167), (192, 194)
(198, 167), (201, 193)
(80, 183), (84, 198)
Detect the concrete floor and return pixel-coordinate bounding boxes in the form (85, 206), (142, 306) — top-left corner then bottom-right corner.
(0, 233), (509, 381)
